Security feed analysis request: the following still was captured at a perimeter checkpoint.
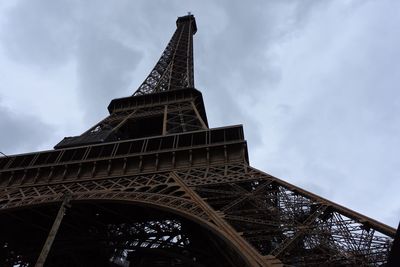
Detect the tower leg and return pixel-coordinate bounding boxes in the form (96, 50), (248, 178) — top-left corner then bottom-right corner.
(35, 195), (71, 267)
(172, 172), (282, 267)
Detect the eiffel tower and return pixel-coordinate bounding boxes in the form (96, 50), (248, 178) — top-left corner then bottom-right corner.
(0, 14), (396, 267)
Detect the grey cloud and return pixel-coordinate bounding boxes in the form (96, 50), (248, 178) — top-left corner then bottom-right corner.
(197, 1), (324, 91)
(1, 0), (144, 128)
(0, 0), (78, 68)
(195, 1), (326, 154)
(262, 0), (400, 225)
(385, 208), (400, 229)
(0, 103), (54, 155)
(76, 24), (143, 124)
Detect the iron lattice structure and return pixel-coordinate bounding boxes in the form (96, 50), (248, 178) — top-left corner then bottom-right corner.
(0, 14), (395, 267)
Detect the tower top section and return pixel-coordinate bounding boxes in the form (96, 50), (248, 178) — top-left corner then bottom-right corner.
(176, 14), (197, 34)
(133, 14), (197, 96)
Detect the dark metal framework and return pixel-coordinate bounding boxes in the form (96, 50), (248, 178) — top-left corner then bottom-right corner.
(0, 14), (395, 267)
(134, 15), (196, 96)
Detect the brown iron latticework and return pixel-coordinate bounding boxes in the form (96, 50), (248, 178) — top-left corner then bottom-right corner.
(0, 14), (395, 267)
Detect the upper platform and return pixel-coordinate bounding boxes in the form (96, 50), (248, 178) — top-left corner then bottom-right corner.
(55, 14), (202, 149)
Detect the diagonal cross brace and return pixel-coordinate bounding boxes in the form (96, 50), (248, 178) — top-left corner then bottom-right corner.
(35, 194), (71, 267)
(270, 204), (328, 257)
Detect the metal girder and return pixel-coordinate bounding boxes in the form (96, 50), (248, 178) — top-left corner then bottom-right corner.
(133, 15), (195, 96)
(193, 166), (395, 266)
(35, 194), (71, 267)
(0, 13), (395, 267)
(0, 159), (394, 266)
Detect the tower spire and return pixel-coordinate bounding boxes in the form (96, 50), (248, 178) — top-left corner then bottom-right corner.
(133, 14), (196, 96)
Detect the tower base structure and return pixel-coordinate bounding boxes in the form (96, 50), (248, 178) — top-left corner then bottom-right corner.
(0, 122), (395, 266)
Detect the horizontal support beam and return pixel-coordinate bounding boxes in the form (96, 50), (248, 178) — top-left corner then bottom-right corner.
(0, 142), (247, 189)
(1, 125), (246, 171)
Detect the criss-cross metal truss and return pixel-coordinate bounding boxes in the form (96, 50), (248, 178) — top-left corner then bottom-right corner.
(0, 14), (396, 267)
(133, 15), (196, 96)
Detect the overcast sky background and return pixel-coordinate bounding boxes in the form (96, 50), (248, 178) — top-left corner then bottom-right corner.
(0, 0), (399, 227)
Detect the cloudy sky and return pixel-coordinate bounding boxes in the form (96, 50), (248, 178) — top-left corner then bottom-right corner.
(0, 0), (399, 227)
